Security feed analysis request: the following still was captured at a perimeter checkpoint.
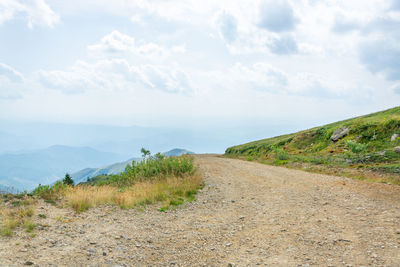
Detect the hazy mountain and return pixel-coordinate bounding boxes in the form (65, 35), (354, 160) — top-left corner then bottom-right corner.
(71, 158), (139, 184)
(0, 145), (126, 191)
(0, 121), (300, 156)
(163, 148), (194, 156)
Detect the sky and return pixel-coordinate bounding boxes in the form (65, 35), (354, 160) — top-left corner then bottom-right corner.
(0, 0), (399, 130)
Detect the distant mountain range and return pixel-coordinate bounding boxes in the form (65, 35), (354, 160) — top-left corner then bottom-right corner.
(163, 148), (194, 157)
(71, 158), (138, 184)
(71, 148), (194, 184)
(0, 145), (126, 191)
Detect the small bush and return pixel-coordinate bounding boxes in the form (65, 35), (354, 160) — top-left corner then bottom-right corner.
(274, 148), (289, 160)
(32, 181), (68, 201)
(346, 140), (366, 153)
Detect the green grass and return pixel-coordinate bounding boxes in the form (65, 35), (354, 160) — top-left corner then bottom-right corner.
(32, 150), (202, 213)
(84, 153), (196, 187)
(24, 221), (36, 233)
(225, 106), (400, 183)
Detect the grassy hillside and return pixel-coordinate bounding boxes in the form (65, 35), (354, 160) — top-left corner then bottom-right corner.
(225, 107), (400, 183)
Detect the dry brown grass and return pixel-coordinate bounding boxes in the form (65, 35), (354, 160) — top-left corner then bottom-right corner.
(0, 204), (35, 236)
(64, 174), (202, 212)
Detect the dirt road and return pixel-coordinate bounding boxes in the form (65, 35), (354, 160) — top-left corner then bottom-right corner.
(1, 155), (400, 266)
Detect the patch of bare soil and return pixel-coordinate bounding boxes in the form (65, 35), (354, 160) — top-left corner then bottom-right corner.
(1, 155), (400, 266)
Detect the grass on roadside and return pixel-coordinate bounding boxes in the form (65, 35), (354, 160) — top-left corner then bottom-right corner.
(0, 198), (36, 237)
(32, 151), (203, 213)
(65, 174), (202, 212)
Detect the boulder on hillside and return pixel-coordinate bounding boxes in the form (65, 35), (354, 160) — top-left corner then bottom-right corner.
(391, 133), (399, 142)
(394, 146), (400, 153)
(330, 126), (350, 142)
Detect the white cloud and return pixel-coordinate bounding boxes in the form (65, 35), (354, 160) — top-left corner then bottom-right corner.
(37, 58), (193, 95)
(0, 78), (22, 99)
(359, 38), (400, 81)
(2, 0), (400, 127)
(226, 62), (368, 99)
(230, 63), (288, 92)
(258, 0), (298, 33)
(390, 83), (400, 94)
(0, 0), (59, 28)
(88, 30), (135, 54)
(267, 34), (298, 54)
(216, 11), (238, 43)
(0, 63), (23, 82)
(88, 30), (170, 61)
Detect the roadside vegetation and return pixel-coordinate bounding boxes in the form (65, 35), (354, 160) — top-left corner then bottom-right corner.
(225, 106), (400, 184)
(0, 194), (36, 237)
(32, 149), (202, 213)
(1, 149), (201, 237)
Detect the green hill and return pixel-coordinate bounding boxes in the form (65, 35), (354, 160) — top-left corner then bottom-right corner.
(225, 106), (400, 183)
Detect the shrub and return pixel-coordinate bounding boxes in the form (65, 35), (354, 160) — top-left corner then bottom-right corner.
(274, 148), (289, 160)
(346, 140), (367, 153)
(32, 181), (68, 201)
(97, 150), (196, 187)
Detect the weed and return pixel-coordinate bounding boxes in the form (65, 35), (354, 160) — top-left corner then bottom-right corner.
(0, 205), (35, 237)
(0, 227), (13, 237)
(159, 206), (169, 212)
(169, 198), (184, 206)
(44, 199), (56, 205)
(24, 221), (36, 233)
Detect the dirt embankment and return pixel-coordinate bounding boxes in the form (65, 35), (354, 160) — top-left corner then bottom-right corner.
(1, 155), (400, 266)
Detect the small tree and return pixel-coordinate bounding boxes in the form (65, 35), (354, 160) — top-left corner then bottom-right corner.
(140, 147), (151, 158)
(63, 173), (74, 186)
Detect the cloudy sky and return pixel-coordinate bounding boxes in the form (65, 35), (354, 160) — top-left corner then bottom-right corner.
(0, 0), (399, 129)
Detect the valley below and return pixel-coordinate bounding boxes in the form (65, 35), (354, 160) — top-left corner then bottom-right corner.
(1, 155), (400, 266)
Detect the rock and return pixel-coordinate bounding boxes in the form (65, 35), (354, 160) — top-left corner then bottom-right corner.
(377, 151), (386, 156)
(103, 251), (107, 256)
(330, 126), (350, 142)
(394, 146), (400, 153)
(391, 133), (399, 142)
(24, 262), (34, 266)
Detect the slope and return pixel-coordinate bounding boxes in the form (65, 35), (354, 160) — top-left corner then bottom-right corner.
(225, 106), (400, 182)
